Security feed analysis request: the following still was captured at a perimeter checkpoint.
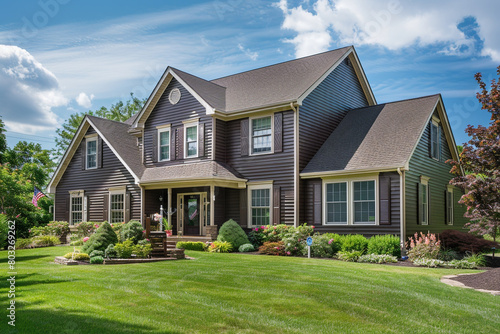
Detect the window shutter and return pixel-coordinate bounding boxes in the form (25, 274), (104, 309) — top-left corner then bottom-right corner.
(428, 185), (431, 225)
(198, 123), (205, 157)
(313, 181), (322, 225)
(170, 129), (176, 161)
(84, 196), (89, 222)
(379, 175), (391, 225)
(152, 131), (158, 163)
(274, 113), (283, 153)
(103, 193), (109, 222)
(98, 137), (103, 168)
(444, 190), (448, 224)
(240, 118), (249, 157)
(239, 189), (247, 227)
(429, 123), (433, 158)
(437, 126), (441, 161)
(81, 139), (86, 170)
(124, 191), (131, 223)
(273, 185), (281, 225)
(416, 183), (420, 225)
(177, 127), (184, 160)
(65, 197), (70, 222)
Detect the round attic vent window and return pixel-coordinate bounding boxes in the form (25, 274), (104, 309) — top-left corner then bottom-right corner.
(169, 88), (181, 105)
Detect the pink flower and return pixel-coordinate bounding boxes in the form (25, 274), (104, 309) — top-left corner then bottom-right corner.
(254, 228), (259, 231)
(142, 230), (146, 233)
(286, 251), (291, 255)
(83, 237), (89, 242)
(312, 226), (315, 228)
(16, 214), (20, 218)
(146, 239), (150, 242)
(328, 239), (333, 245)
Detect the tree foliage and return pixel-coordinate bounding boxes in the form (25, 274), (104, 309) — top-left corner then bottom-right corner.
(54, 93), (145, 158)
(0, 117), (6, 164)
(449, 66), (500, 242)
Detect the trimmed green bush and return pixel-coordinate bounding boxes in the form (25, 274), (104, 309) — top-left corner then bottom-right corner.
(64, 252), (90, 261)
(119, 220), (144, 243)
(90, 256), (104, 264)
(340, 234), (368, 254)
(70, 238), (84, 246)
(105, 244), (117, 259)
(304, 234), (335, 258)
(15, 238), (33, 249)
(176, 241), (206, 251)
(238, 243), (255, 252)
(33, 235), (61, 247)
(81, 222), (118, 255)
(89, 250), (105, 258)
(208, 241), (233, 253)
(0, 214), (8, 249)
(217, 219), (250, 250)
(367, 235), (401, 257)
(132, 244), (152, 258)
(114, 239), (135, 258)
(322, 233), (343, 254)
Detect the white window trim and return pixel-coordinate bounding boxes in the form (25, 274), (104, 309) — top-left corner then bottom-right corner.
(322, 175), (379, 226)
(183, 120), (199, 159)
(69, 190), (85, 225)
(157, 126), (171, 162)
(249, 114), (274, 156)
(86, 137), (98, 170)
(446, 185), (454, 225)
(109, 188), (126, 224)
(420, 176), (430, 225)
(247, 182), (273, 228)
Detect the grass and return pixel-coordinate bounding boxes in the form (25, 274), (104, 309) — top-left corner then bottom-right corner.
(1, 246), (499, 334)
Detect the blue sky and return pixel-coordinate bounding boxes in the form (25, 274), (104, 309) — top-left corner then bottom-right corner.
(0, 0), (499, 151)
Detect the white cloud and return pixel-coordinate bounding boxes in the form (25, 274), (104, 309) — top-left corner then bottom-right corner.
(0, 45), (66, 134)
(76, 92), (94, 109)
(276, 0), (500, 61)
(238, 44), (259, 61)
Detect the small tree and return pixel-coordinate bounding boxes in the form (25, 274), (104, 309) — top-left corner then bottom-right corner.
(449, 66), (500, 242)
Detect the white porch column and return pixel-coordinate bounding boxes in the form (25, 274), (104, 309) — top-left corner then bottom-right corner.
(167, 188), (172, 228)
(210, 185), (215, 226)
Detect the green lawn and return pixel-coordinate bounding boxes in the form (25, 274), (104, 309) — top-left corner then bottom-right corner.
(1, 246), (498, 334)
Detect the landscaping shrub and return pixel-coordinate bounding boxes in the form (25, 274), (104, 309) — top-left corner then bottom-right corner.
(238, 243), (255, 252)
(462, 253), (487, 267)
(439, 229), (498, 254)
(111, 222), (126, 236)
(406, 232), (440, 261)
(323, 233), (343, 254)
(367, 235), (401, 257)
(248, 226), (267, 247)
(176, 241), (206, 251)
(119, 220), (144, 244)
(89, 250), (105, 258)
(81, 222), (118, 255)
(114, 239), (135, 258)
(358, 254), (398, 264)
(90, 256), (104, 264)
(15, 238), (33, 249)
(217, 219), (250, 250)
(70, 238), (84, 246)
(105, 244), (117, 259)
(337, 250), (363, 262)
(262, 224), (292, 242)
(64, 252), (90, 261)
(32, 235), (61, 247)
(437, 249), (461, 261)
(258, 241), (286, 256)
(303, 234), (335, 258)
(208, 241), (233, 253)
(282, 234), (305, 256)
(75, 222), (97, 237)
(412, 258), (446, 268)
(0, 214), (8, 249)
(132, 243), (152, 258)
(340, 234), (368, 253)
(30, 221), (70, 238)
(137, 239), (151, 246)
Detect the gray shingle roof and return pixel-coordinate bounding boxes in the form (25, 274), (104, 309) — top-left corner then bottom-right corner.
(140, 161), (245, 184)
(301, 95), (440, 174)
(87, 115), (146, 178)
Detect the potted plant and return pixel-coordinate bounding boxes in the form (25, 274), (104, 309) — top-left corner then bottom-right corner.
(163, 218), (172, 236)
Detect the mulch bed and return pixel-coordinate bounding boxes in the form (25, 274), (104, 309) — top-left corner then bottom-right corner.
(450, 267), (500, 292)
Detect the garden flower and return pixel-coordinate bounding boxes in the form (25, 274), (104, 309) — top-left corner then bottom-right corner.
(142, 230), (146, 233)
(328, 239), (333, 245)
(286, 251), (291, 255)
(16, 214), (20, 218)
(83, 237), (89, 242)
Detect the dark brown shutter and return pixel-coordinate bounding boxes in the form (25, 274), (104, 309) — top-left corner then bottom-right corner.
(98, 137), (103, 168)
(274, 113), (283, 153)
(427, 184), (431, 225)
(152, 131), (158, 163)
(65, 196), (70, 222)
(429, 123), (434, 158)
(273, 185), (281, 225)
(124, 191), (131, 223)
(416, 183), (420, 225)
(177, 127), (184, 160)
(313, 181), (322, 225)
(198, 123), (205, 157)
(103, 193), (109, 222)
(444, 190), (448, 224)
(437, 126), (441, 161)
(170, 129), (176, 161)
(379, 175), (391, 225)
(241, 118), (249, 157)
(81, 139), (86, 170)
(239, 189), (247, 227)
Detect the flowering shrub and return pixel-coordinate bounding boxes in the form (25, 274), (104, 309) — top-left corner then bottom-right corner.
(258, 241), (286, 256)
(337, 250), (363, 262)
(406, 232), (440, 261)
(75, 222), (97, 237)
(412, 258), (447, 268)
(302, 234), (334, 258)
(83, 237), (89, 242)
(282, 234), (305, 256)
(340, 234), (368, 254)
(323, 233), (343, 254)
(367, 235), (401, 257)
(262, 224), (290, 242)
(248, 226), (267, 247)
(208, 241), (233, 253)
(30, 221), (69, 238)
(358, 254), (398, 263)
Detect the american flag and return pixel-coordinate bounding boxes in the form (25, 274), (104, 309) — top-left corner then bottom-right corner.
(32, 187), (46, 207)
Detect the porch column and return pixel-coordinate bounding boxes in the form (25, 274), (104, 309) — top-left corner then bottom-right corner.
(210, 185), (215, 226)
(167, 188), (172, 228)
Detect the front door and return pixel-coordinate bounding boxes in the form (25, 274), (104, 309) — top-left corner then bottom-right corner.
(184, 194), (200, 235)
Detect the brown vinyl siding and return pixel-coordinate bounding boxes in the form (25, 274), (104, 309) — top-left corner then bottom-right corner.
(55, 127), (141, 223)
(143, 78), (212, 166)
(299, 60), (369, 223)
(405, 112), (467, 238)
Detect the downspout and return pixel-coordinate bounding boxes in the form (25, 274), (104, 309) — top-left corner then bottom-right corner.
(291, 102), (300, 227)
(397, 167), (406, 255)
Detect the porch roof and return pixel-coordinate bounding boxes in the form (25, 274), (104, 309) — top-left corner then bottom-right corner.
(140, 161), (247, 188)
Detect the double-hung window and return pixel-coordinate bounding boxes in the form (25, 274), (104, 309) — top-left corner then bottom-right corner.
(185, 124), (198, 158)
(70, 190), (84, 225)
(420, 176), (429, 225)
(251, 116), (272, 154)
(248, 184), (272, 227)
(109, 190), (125, 223)
(158, 127), (170, 161)
(86, 137), (97, 169)
(324, 178), (377, 225)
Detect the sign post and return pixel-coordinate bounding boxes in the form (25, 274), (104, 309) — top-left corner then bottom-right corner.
(306, 237), (313, 259)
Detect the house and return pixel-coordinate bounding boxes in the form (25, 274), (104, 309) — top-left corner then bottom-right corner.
(47, 46), (467, 245)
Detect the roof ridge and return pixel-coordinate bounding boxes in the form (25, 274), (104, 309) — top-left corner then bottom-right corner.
(87, 114), (130, 126)
(210, 46), (352, 82)
(171, 67), (227, 89)
(349, 94), (441, 112)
